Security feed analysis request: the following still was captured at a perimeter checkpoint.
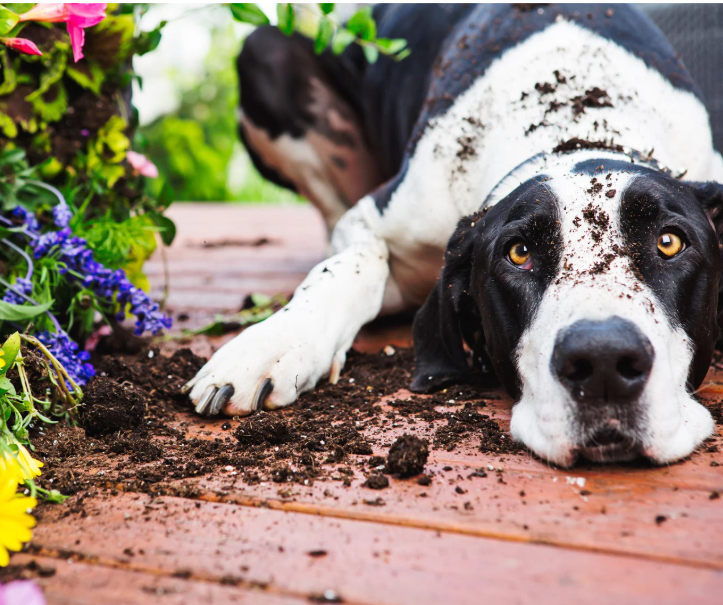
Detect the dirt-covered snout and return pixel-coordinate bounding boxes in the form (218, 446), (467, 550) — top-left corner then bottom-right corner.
(413, 157), (723, 466)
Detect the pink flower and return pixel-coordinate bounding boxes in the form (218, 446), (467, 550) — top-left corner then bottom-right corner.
(127, 151), (159, 179)
(0, 37), (42, 56)
(0, 580), (46, 605)
(18, 3), (107, 62)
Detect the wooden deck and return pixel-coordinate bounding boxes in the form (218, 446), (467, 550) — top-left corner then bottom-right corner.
(7, 204), (723, 604)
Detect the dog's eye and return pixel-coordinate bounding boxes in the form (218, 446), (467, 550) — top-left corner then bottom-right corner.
(509, 241), (532, 269)
(657, 232), (684, 258)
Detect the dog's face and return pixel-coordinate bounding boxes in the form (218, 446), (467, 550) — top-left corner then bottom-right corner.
(412, 153), (722, 466)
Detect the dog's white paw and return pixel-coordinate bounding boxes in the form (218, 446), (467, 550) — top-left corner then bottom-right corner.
(184, 310), (345, 417)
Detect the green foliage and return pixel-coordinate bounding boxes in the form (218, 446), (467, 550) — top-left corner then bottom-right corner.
(136, 20), (300, 203)
(0, 6), (19, 35)
(230, 4), (269, 26)
(0, 300), (52, 322)
(276, 3), (295, 35)
(229, 3), (409, 62)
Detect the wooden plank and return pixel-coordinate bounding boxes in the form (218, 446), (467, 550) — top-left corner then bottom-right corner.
(28, 493), (723, 605)
(6, 555), (305, 605)
(136, 380), (723, 570)
(145, 204), (326, 314)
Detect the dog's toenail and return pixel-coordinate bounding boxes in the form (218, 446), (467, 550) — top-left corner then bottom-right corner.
(253, 378), (274, 410)
(195, 385), (217, 415)
(209, 384), (235, 415)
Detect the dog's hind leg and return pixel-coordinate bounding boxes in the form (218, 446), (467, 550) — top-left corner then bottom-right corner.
(186, 199), (390, 416)
(237, 27), (384, 229)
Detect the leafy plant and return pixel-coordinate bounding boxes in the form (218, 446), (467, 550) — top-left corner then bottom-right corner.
(229, 3), (409, 63)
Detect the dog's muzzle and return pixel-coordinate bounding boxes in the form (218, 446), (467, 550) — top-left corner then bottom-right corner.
(551, 316), (655, 461)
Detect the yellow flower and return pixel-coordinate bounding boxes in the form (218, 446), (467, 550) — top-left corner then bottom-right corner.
(0, 475), (37, 566)
(16, 444), (43, 480)
(0, 444), (43, 483)
(0, 449), (25, 482)
(0, 349), (5, 369)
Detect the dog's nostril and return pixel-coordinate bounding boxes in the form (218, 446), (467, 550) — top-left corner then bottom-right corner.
(566, 358), (593, 383)
(616, 356), (644, 380)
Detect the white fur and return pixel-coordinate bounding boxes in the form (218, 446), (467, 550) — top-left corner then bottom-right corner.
(190, 18), (720, 461)
(509, 156), (715, 466)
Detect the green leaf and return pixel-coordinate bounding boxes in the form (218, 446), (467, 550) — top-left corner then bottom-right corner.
(230, 3), (270, 26)
(0, 300), (53, 322)
(250, 292), (272, 307)
(347, 7), (376, 41)
(375, 38), (407, 54)
(1, 332), (21, 374)
(157, 180), (175, 209)
(0, 377), (13, 396)
(134, 21), (166, 56)
(152, 213), (176, 246)
(67, 61), (106, 95)
(319, 3), (334, 15)
(0, 50), (17, 96)
(314, 17), (334, 54)
(331, 28), (355, 55)
(363, 45), (379, 64)
(0, 7), (19, 37)
(276, 3), (294, 35)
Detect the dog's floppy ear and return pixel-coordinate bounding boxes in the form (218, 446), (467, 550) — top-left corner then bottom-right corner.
(410, 215), (484, 392)
(689, 180), (723, 345)
(691, 180), (723, 235)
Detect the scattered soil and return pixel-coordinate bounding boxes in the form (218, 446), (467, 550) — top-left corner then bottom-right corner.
(29, 342), (514, 502)
(386, 434), (429, 477)
(552, 138), (624, 154)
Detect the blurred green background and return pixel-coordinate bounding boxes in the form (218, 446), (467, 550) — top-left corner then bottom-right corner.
(132, 3), (303, 203)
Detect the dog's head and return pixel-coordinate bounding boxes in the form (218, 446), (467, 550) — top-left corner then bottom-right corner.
(412, 153), (721, 466)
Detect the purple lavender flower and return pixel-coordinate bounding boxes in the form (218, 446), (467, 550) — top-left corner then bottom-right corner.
(10, 206), (40, 232)
(52, 202), (72, 228)
(2, 277), (33, 305)
(3, 196), (172, 386)
(0, 580), (46, 605)
(36, 330), (96, 387)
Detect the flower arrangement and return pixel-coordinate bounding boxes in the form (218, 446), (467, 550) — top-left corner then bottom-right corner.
(1, 4), (173, 384)
(0, 5), (172, 576)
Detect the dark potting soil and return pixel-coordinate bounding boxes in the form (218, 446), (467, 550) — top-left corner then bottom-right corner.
(29, 343), (521, 503)
(386, 434), (429, 477)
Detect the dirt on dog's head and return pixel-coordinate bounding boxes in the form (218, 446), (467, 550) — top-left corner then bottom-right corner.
(412, 151), (722, 467)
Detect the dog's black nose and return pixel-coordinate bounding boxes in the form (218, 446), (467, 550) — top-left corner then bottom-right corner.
(552, 317), (654, 404)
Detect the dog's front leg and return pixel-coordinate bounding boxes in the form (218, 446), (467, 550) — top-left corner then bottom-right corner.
(185, 206), (390, 416)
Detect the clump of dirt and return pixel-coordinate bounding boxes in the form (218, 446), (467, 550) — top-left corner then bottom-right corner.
(363, 474), (389, 489)
(571, 87), (613, 116)
(582, 203), (610, 230)
(81, 378), (147, 437)
(456, 135), (478, 161)
(387, 434), (429, 477)
(535, 81), (556, 95)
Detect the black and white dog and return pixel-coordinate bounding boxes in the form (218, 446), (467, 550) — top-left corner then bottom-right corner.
(185, 4), (723, 467)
